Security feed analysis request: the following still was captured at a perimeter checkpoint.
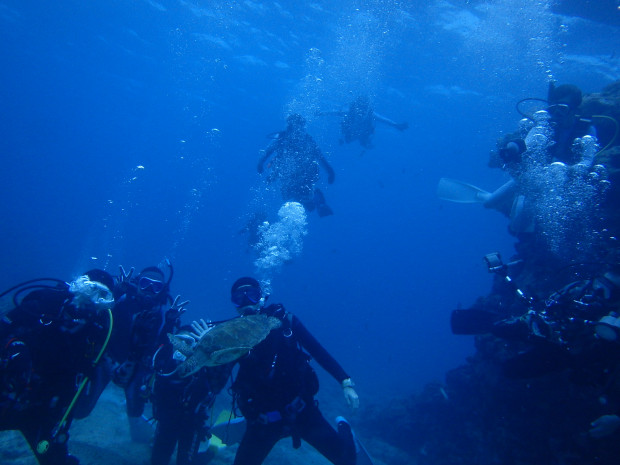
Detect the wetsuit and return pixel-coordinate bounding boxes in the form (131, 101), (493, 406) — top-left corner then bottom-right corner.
(151, 341), (232, 465)
(259, 126), (335, 215)
(0, 287), (108, 465)
(74, 286), (177, 424)
(232, 304), (355, 465)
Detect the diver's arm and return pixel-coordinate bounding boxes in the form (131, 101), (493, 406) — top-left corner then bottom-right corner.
(291, 315), (349, 383)
(257, 141), (277, 174)
(317, 150), (335, 184)
(373, 112), (408, 131)
(316, 110), (346, 117)
(482, 179), (517, 210)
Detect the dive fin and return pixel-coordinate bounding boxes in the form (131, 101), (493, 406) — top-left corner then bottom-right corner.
(213, 409), (233, 425)
(317, 204), (334, 217)
(210, 416), (247, 446)
(437, 178), (491, 203)
(314, 188), (334, 217)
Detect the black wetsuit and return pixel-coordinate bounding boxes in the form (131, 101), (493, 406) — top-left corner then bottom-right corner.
(267, 131), (322, 205)
(0, 287), (108, 465)
(341, 98), (375, 148)
(259, 127), (335, 216)
(74, 290), (175, 423)
(151, 342), (232, 465)
(113, 293), (171, 416)
(232, 304), (355, 465)
(549, 114), (595, 164)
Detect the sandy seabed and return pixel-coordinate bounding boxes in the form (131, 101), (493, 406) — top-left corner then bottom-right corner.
(1, 384), (402, 465)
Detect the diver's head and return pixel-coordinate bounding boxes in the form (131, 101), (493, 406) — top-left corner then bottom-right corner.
(231, 277), (262, 315)
(68, 274), (115, 316)
(547, 83), (582, 122)
(136, 266), (167, 304)
(286, 113), (306, 131)
(498, 138), (527, 164)
(84, 269), (116, 295)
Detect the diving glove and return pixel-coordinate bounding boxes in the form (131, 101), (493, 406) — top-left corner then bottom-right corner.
(190, 318), (213, 341)
(165, 295), (190, 329)
(342, 378), (359, 409)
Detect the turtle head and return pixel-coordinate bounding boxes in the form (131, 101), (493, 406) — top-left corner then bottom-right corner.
(168, 332), (197, 357)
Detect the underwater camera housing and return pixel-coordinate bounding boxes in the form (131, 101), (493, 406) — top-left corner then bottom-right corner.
(484, 252), (505, 274)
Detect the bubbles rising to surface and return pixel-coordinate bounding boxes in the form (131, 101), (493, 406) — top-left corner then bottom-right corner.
(253, 202), (308, 284)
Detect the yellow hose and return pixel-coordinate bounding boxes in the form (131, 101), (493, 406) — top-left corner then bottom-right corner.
(49, 307), (114, 440)
(592, 114), (619, 155)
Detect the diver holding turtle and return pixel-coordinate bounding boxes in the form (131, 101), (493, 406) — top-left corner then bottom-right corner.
(150, 305), (283, 465)
(228, 277), (360, 465)
(150, 321), (233, 465)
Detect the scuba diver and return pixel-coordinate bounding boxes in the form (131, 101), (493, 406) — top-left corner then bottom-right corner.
(451, 253), (620, 379)
(258, 114), (335, 217)
(437, 81), (615, 237)
(74, 261), (189, 443)
(150, 321), (232, 465)
(451, 253), (620, 441)
(229, 277), (359, 465)
(0, 271), (115, 465)
(546, 82), (598, 166)
(318, 95), (408, 150)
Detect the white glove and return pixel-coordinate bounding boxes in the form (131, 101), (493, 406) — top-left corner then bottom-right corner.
(190, 318), (212, 341)
(590, 414), (620, 438)
(342, 378), (359, 409)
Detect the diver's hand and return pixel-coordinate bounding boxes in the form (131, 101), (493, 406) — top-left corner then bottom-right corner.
(116, 265), (135, 292)
(169, 295), (190, 314)
(590, 414), (620, 438)
(165, 295), (190, 326)
(342, 378), (359, 409)
(119, 265), (134, 283)
(190, 318), (212, 341)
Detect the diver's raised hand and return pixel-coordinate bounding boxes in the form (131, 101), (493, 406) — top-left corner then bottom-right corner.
(165, 295), (190, 327)
(190, 318), (212, 341)
(116, 265), (134, 287)
(342, 378), (359, 409)
(169, 295), (190, 314)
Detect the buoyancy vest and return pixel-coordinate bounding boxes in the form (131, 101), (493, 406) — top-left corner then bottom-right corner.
(232, 304), (319, 419)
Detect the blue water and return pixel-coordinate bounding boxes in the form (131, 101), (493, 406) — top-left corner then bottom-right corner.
(1, 0), (619, 398)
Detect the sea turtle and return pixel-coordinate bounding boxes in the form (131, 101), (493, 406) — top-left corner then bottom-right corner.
(169, 314), (281, 377)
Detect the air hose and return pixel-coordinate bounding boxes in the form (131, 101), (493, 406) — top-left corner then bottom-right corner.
(37, 307), (114, 454)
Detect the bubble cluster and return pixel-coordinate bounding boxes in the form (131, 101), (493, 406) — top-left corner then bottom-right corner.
(254, 202), (308, 279)
(519, 117), (608, 263)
